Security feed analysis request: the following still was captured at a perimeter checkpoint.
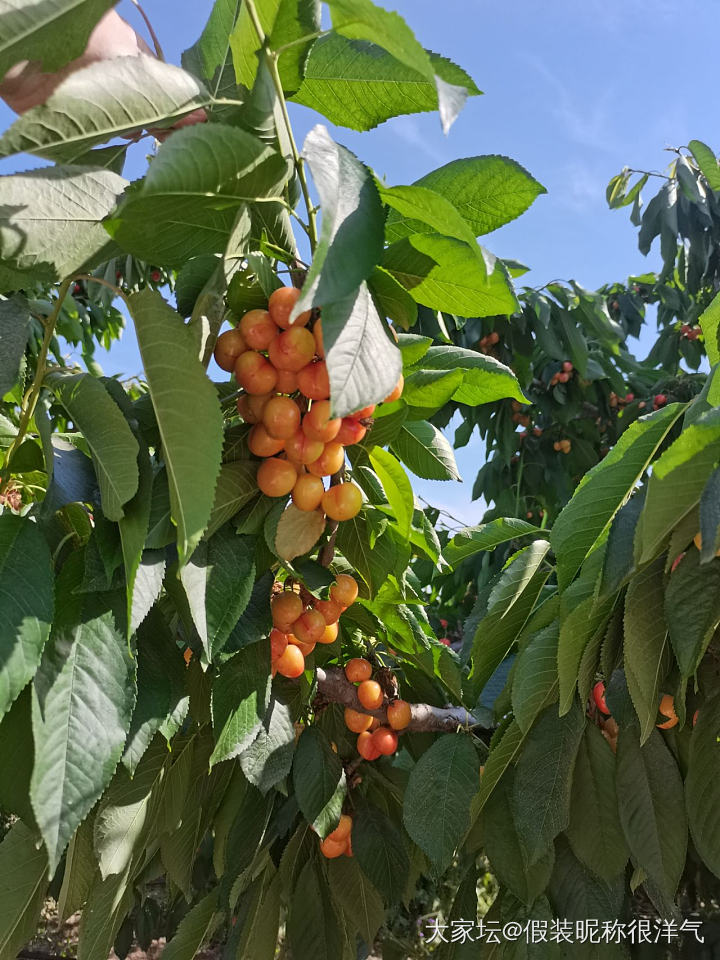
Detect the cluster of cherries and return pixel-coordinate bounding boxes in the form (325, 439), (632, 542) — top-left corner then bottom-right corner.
(213, 285), (403, 520)
(269, 573), (359, 678)
(342, 658), (412, 761)
(549, 360), (574, 387)
(319, 813), (354, 859)
(591, 680), (685, 754)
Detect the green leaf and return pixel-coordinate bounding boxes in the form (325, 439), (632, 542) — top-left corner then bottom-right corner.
(391, 419), (460, 480)
(512, 700), (585, 866)
(240, 696), (295, 794)
(326, 0), (472, 132)
(550, 836), (626, 936)
(210, 641), (271, 765)
(0, 295), (29, 396)
(229, 0), (319, 93)
(686, 695), (720, 876)
(207, 461), (259, 539)
(321, 281), (403, 418)
(396, 332), (432, 365)
(445, 517), (539, 567)
(233, 868), (281, 960)
(294, 35), (479, 132)
(128, 290), (224, 565)
(0, 56), (209, 162)
(558, 592), (613, 716)
(665, 550), (720, 677)
(31, 570), (136, 873)
(400, 369), (464, 419)
(293, 125), (385, 318)
(287, 860), (343, 960)
(688, 139), (720, 193)
(181, 527), (256, 662)
(0, 821), (48, 960)
(623, 559), (670, 742)
(354, 803), (409, 903)
(637, 408), (720, 564)
(106, 125), (289, 266)
(381, 183), (483, 249)
(0, 0), (115, 75)
(599, 488), (646, 596)
(93, 738), (166, 879)
(413, 155), (546, 236)
(469, 541), (552, 692)
(45, 371), (139, 521)
(57, 815), (95, 922)
(474, 718), (525, 812)
(369, 447), (414, 538)
(77, 868), (134, 960)
(483, 770), (554, 906)
(293, 726), (347, 836)
(512, 623), (559, 734)
(328, 856), (385, 945)
(403, 733), (479, 870)
(384, 234), (518, 318)
(162, 889), (220, 960)
(552, 403), (683, 590)
(182, 0), (241, 96)
(0, 166), (126, 291)
(699, 291), (720, 366)
(335, 513), (397, 593)
(0, 515), (53, 722)
(123, 611), (188, 774)
(368, 266), (418, 330)
(566, 724), (629, 880)
(118, 438), (153, 634)
(616, 726), (687, 915)
(0, 688), (35, 827)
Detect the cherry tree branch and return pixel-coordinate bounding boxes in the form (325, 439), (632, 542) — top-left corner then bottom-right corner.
(315, 667), (485, 733)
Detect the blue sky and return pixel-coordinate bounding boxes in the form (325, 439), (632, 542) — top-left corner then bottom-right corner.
(2, 0), (715, 525)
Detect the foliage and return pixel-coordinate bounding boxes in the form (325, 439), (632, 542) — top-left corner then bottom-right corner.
(2, 2), (720, 959)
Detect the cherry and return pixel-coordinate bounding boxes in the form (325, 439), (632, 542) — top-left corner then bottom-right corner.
(383, 376), (404, 403)
(335, 418), (366, 446)
(214, 328), (247, 372)
(307, 441), (345, 477)
(297, 360), (330, 400)
(288, 633), (315, 656)
(387, 699), (412, 730)
(318, 621), (338, 645)
(350, 404), (375, 419)
(330, 574), (359, 608)
(657, 694), (679, 729)
(268, 327), (316, 372)
(284, 430), (325, 465)
(344, 707), (373, 733)
(592, 681), (610, 715)
(293, 608), (326, 644)
(319, 835), (347, 859)
(239, 308), (278, 351)
(292, 473), (325, 512)
(313, 317), (325, 357)
(322, 482), (363, 521)
(237, 392), (271, 424)
(357, 730), (381, 761)
(654, 394), (667, 407)
(256, 458), (297, 497)
(303, 400), (341, 443)
(271, 591), (303, 631)
(345, 658), (372, 683)
(562, 361), (573, 373)
(275, 643), (305, 678)
(328, 814), (352, 843)
(358, 679), (383, 711)
(275, 369), (298, 394)
(248, 424), (285, 458)
(269, 628), (289, 660)
(262, 396), (301, 440)
(372, 727), (398, 756)
(268, 286), (311, 330)
(315, 598), (343, 624)
(235, 351), (278, 395)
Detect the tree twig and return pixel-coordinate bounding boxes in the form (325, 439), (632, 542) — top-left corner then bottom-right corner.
(315, 667), (486, 733)
(128, 0), (166, 61)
